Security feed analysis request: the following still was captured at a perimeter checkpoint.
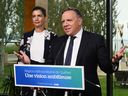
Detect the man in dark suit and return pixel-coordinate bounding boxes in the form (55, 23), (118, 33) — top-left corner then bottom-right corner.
(48, 7), (125, 96)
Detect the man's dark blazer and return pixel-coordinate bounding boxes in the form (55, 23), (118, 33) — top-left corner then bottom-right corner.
(48, 30), (118, 96)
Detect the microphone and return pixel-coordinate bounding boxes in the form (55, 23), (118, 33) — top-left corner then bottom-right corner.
(85, 79), (100, 88)
(54, 43), (65, 65)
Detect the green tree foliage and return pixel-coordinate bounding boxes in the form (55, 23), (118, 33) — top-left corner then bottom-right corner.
(48, 0), (118, 36)
(0, 0), (24, 43)
(0, 0), (23, 95)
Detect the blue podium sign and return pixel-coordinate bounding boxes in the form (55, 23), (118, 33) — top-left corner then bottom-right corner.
(14, 64), (85, 90)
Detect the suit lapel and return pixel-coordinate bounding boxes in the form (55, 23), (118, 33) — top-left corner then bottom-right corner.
(23, 30), (34, 57)
(76, 31), (88, 66)
(44, 39), (49, 59)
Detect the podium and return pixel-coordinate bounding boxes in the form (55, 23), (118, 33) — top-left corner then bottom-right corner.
(14, 64), (85, 90)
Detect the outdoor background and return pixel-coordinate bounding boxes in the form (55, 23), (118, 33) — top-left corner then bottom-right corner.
(0, 0), (128, 96)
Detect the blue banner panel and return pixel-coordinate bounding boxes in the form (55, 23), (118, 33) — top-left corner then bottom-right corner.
(14, 64), (84, 90)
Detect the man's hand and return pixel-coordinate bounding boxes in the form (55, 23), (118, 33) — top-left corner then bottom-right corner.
(14, 50), (31, 64)
(112, 47), (125, 63)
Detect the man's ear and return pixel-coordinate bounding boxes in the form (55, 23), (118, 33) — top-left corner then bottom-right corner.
(78, 17), (83, 25)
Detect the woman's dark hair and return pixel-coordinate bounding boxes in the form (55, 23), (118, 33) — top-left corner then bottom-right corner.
(61, 7), (82, 18)
(32, 6), (46, 17)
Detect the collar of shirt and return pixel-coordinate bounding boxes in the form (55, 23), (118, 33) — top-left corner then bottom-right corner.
(64, 27), (83, 66)
(74, 27), (83, 39)
(34, 30), (45, 36)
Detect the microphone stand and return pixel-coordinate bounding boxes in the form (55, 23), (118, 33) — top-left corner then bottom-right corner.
(54, 43), (65, 65)
(64, 79), (100, 96)
(33, 88), (47, 96)
(85, 79), (101, 88)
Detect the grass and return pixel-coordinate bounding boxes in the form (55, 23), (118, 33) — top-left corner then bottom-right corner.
(100, 76), (128, 96)
(5, 44), (19, 54)
(100, 76), (107, 96)
(0, 65), (13, 93)
(114, 86), (128, 96)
